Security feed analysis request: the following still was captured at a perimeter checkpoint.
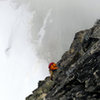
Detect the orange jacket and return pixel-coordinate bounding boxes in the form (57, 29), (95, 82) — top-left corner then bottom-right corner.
(48, 62), (58, 70)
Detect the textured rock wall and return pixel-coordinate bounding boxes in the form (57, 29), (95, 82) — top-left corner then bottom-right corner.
(26, 20), (100, 100)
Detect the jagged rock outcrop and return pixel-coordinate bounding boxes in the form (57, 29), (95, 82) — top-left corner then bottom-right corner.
(26, 20), (100, 100)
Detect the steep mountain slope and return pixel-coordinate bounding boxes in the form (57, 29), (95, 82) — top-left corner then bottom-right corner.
(26, 20), (100, 100)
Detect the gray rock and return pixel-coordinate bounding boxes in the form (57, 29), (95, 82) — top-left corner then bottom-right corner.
(26, 20), (100, 100)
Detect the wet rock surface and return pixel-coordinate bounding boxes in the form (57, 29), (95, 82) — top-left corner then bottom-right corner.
(26, 20), (100, 100)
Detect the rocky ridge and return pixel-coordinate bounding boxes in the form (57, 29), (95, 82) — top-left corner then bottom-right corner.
(26, 20), (100, 100)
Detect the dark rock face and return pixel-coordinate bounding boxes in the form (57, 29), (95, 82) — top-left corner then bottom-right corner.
(26, 20), (100, 100)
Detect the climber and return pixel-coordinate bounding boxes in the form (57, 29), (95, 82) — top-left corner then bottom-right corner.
(48, 62), (59, 80)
